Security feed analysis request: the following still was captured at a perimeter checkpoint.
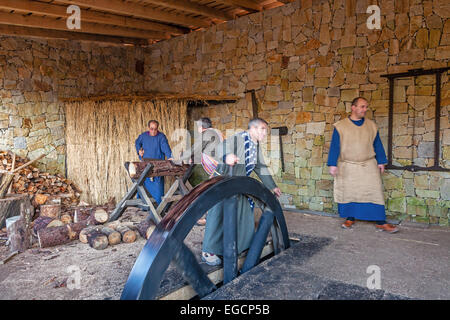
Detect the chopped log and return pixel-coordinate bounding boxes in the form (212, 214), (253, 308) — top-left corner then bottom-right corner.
(37, 220), (89, 248)
(61, 214), (73, 225)
(127, 160), (190, 179)
(101, 227), (121, 245)
(33, 216), (53, 235)
(104, 220), (121, 230)
(34, 194), (48, 206)
(66, 220), (88, 240)
(40, 204), (61, 219)
(73, 208), (90, 223)
(93, 208), (108, 224)
(46, 219), (64, 228)
(7, 202), (33, 252)
(116, 225), (136, 243)
(79, 226), (102, 244)
(0, 194), (31, 229)
(37, 225), (71, 248)
(136, 220), (156, 239)
(87, 230), (108, 250)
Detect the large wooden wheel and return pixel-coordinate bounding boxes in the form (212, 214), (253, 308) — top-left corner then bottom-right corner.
(121, 176), (290, 300)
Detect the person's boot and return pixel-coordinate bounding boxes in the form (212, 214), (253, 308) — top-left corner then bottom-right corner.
(341, 219), (355, 229)
(376, 224), (399, 233)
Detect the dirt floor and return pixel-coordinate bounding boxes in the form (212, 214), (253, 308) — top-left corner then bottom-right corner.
(0, 209), (449, 300)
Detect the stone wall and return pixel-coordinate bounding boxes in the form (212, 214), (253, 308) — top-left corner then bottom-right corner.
(148, 0), (450, 225)
(0, 37), (145, 173)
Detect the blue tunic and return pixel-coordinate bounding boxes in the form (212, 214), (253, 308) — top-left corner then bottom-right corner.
(135, 131), (173, 204)
(327, 118), (387, 221)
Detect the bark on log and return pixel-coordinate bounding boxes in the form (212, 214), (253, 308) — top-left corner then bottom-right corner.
(116, 225), (136, 243)
(101, 227), (121, 245)
(104, 220), (121, 230)
(127, 160), (190, 179)
(7, 202), (33, 252)
(87, 230), (108, 250)
(0, 194), (31, 229)
(136, 220), (156, 239)
(37, 220), (89, 248)
(79, 226), (102, 244)
(40, 204), (61, 219)
(37, 225), (71, 248)
(32, 216), (53, 235)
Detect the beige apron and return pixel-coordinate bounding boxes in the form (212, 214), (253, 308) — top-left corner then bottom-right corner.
(333, 118), (385, 205)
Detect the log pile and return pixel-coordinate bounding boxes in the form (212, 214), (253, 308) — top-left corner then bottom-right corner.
(0, 151), (81, 207)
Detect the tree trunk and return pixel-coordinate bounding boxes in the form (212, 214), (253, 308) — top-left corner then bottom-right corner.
(40, 204), (61, 219)
(6, 202), (34, 252)
(127, 160), (190, 179)
(136, 220), (156, 239)
(37, 225), (71, 248)
(87, 230), (108, 250)
(0, 194), (32, 229)
(32, 216), (53, 235)
(101, 227), (121, 245)
(79, 226), (102, 243)
(116, 225), (136, 243)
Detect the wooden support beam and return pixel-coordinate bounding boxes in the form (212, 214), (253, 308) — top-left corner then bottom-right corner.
(141, 0), (234, 21)
(0, 24), (148, 45)
(0, 0), (188, 35)
(216, 0), (263, 12)
(0, 11), (167, 40)
(55, 0), (211, 28)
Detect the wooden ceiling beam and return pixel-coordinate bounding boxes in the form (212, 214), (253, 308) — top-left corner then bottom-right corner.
(0, 11), (167, 40)
(55, 0), (211, 28)
(0, 0), (188, 35)
(215, 0), (263, 13)
(0, 24), (148, 45)
(141, 0), (234, 21)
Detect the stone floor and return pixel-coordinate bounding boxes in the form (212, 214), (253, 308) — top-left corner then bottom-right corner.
(0, 209), (449, 300)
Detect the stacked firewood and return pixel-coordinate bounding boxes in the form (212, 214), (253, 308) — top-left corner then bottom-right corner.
(33, 201), (156, 250)
(0, 151), (81, 207)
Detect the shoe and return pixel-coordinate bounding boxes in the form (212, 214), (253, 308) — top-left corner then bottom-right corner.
(195, 218), (206, 226)
(201, 252), (222, 266)
(376, 224), (399, 233)
(341, 220), (355, 229)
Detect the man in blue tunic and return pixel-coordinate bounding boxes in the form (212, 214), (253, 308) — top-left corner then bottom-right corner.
(135, 120), (173, 205)
(327, 97), (398, 233)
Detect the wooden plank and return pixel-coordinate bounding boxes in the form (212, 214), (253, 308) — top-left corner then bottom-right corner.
(0, 24), (148, 45)
(0, 11), (167, 40)
(159, 243), (274, 300)
(0, 0), (187, 35)
(55, 0), (211, 28)
(143, 0), (234, 21)
(59, 93), (239, 102)
(216, 0), (263, 12)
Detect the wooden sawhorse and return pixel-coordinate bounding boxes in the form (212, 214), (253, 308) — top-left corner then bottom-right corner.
(108, 160), (193, 224)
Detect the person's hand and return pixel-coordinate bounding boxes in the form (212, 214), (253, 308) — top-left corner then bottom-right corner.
(168, 157), (174, 161)
(138, 149), (144, 158)
(329, 166), (338, 177)
(225, 154), (239, 166)
(272, 187), (282, 198)
(378, 164), (385, 174)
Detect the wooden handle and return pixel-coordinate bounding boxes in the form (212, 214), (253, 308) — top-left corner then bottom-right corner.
(12, 154), (45, 173)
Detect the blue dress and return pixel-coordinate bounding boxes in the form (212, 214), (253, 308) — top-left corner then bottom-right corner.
(327, 118), (387, 221)
(135, 131), (173, 204)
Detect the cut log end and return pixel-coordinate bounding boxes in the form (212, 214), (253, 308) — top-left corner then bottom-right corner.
(87, 231), (108, 250)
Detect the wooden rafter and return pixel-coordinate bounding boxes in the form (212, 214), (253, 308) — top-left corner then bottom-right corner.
(55, 0), (212, 28)
(0, 11), (167, 39)
(140, 0), (234, 21)
(0, 24), (148, 45)
(215, 0), (263, 13)
(0, 0), (188, 35)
